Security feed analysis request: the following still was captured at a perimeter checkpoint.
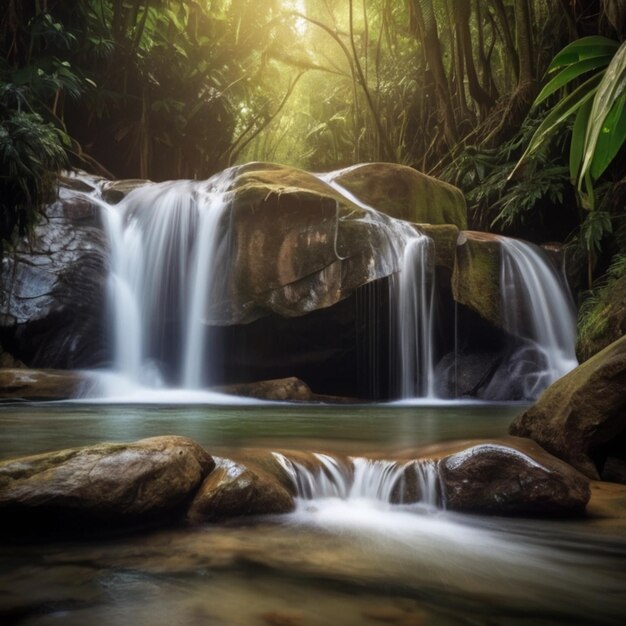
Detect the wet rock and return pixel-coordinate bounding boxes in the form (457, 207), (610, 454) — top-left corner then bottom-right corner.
(101, 179), (150, 204)
(187, 458), (294, 522)
(0, 175), (109, 369)
(434, 351), (503, 398)
(510, 335), (626, 480)
(226, 163), (413, 323)
(439, 439), (591, 516)
(416, 224), (460, 270)
(0, 368), (90, 401)
(214, 377), (314, 401)
(0, 436), (214, 534)
(452, 231), (502, 329)
(332, 162), (468, 229)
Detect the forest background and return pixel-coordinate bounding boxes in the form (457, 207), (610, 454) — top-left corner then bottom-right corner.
(2, 0), (626, 356)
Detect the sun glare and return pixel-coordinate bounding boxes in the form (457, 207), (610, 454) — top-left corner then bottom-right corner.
(282, 0), (308, 35)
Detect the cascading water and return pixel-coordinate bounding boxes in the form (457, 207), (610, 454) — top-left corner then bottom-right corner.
(274, 452), (441, 508)
(99, 170), (235, 393)
(397, 236), (436, 398)
(488, 237), (578, 400)
(319, 169), (437, 400)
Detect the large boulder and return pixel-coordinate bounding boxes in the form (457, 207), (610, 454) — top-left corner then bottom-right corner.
(224, 163), (417, 323)
(0, 368), (91, 401)
(187, 458), (294, 522)
(0, 174), (109, 368)
(0, 436), (214, 534)
(510, 335), (626, 481)
(331, 162), (468, 229)
(438, 439), (591, 516)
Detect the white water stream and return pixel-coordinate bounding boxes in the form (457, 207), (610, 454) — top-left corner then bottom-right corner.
(493, 237), (578, 399)
(77, 166), (577, 402)
(319, 168), (437, 399)
(96, 170), (236, 399)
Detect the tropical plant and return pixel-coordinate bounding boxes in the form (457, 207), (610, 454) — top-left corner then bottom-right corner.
(512, 36), (626, 209)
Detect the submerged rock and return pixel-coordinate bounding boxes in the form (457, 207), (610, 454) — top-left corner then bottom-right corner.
(0, 436), (214, 534)
(439, 439), (591, 515)
(510, 335), (626, 481)
(187, 458), (294, 522)
(214, 377), (314, 401)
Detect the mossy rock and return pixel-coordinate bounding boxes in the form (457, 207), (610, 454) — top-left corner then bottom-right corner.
(225, 163), (410, 322)
(510, 335), (626, 480)
(452, 231), (502, 329)
(332, 162), (468, 229)
(577, 273), (626, 362)
(416, 224), (460, 270)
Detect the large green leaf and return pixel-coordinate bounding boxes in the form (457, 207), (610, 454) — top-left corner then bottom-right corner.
(548, 36), (619, 72)
(589, 91), (626, 179)
(570, 96), (593, 183)
(510, 73), (603, 179)
(536, 55), (613, 104)
(579, 41), (626, 187)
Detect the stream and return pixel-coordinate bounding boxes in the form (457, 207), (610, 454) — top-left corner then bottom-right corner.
(1, 402), (624, 626)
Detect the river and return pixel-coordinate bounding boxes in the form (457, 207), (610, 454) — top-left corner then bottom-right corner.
(0, 402), (624, 625)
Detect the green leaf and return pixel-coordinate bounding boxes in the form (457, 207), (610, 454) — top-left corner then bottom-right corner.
(510, 73), (603, 179)
(589, 92), (626, 179)
(536, 55), (612, 104)
(548, 36), (619, 72)
(579, 41), (626, 186)
(570, 96), (592, 183)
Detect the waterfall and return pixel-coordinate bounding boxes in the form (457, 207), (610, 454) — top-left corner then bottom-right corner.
(491, 237), (578, 399)
(318, 169), (437, 400)
(99, 170), (234, 390)
(274, 452), (441, 507)
(397, 236), (436, 398)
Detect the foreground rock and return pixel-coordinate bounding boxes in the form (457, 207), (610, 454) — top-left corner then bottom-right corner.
(0, 368), (90, 401)
(0, 436), (214, 534)
(439, 440), (591, 516)
(510, 335), (626, 481)
(187, 458), (294, 522)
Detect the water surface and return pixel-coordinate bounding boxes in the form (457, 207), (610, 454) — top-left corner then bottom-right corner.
(1, 402), (624, 626)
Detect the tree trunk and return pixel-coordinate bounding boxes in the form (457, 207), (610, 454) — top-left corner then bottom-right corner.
(411, 0), (458, 145)
(454, 0), (496, 118)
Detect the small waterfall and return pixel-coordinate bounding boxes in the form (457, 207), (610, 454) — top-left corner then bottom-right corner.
(275, 452), (441, 507)
(494, 237), (578, 399)
(397, 236), (436, 398)
(100, 170), (234, 389)
(319, 169), (437, 400)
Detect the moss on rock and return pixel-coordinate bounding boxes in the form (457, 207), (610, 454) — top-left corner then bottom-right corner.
(577, 269), (626, 362)
(510, 335), (626, 480)
(452, 231), (502, 329)
(332, 162), (468, 229)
